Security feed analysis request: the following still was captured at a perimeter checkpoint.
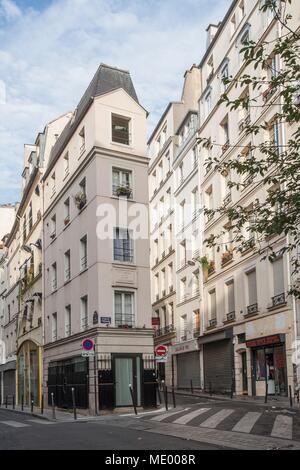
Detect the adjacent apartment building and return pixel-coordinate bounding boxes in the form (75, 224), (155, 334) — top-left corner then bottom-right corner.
(149, 65), (202, 388)
(149, 0), (299, 397)
(42, 64), (154, 414)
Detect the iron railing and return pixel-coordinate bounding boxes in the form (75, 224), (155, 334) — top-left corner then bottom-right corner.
(154, 324), (175, 338)
(272, 292), (286, 307)
(247, 303), (258, 315)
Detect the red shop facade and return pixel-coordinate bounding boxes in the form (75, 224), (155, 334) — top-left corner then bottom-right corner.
(246, 334), (287, 397)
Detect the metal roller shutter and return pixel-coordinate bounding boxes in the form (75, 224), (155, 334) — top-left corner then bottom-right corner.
(204, 340), (233, 394)
(177, 352), (200, 388)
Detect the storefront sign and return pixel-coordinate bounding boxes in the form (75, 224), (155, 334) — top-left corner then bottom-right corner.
(246, 335), (282, 349)
(172, 339), (199, 355)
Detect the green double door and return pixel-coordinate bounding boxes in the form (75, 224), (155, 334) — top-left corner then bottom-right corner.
(114, 355), (142, 407)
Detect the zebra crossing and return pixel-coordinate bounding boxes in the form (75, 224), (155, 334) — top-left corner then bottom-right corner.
(0, 419), (56, 428)
(146, 406), (298, 441)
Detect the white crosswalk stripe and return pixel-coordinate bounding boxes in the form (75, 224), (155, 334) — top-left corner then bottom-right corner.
(199, 409), (235, 429)
(173, 408), (211, 425)
(0, 420), (30, 428)
(232, 412), (262, 434)
(271, 415), (293, 440)
(151, 408), (190, 422)
(27, 419), (55, 425)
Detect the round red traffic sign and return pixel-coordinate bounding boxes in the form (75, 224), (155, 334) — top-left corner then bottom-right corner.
(82, 339), (94, 351)
(155, 345), (168, 357)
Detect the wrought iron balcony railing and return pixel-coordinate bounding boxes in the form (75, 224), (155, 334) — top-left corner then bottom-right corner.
(272, 292), (286, 308)
(246, 303), (258, 315)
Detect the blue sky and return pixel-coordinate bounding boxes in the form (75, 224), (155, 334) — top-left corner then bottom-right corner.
(0, 0), (230, 204)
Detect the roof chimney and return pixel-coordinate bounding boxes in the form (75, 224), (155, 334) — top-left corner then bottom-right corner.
(206, 23), (220, 49)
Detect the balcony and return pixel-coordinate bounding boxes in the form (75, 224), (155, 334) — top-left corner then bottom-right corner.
(223, 192), (232, 207)
(238, 114), (251, 133)
(208, 318), (217, 329)
(115, 314), (135, 329)
(208, 261), (216, 276)
(221, 141), (230, 155)
(114, 248), (134, 264)
(113, 185), (133, 199)
(80, 255), (88, 271)
(262, 85), (276, 102)
(246, 303), (258, 316)
(225, 311), (236, 323)
(193, 328), (200, 338)
(271, 292), (286, 308)
(154, 324), (176, 339)
(221, 250), (234, 267)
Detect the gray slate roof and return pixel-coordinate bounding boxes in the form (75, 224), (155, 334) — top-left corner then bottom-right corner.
(45, 64), (139, 177)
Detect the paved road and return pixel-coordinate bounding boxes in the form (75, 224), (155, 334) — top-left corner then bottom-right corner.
(0, 409), (224, 450)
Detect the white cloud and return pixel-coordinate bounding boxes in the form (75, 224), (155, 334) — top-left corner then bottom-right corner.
(0, 0), (21, 20)
(0, 0), (229, 203)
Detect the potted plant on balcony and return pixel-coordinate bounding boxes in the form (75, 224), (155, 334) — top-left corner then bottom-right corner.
(199, 256), (211, 282)
(64, 215), (70, 226)
(74, 191), (87, 210)
(221, 248), (234, 266)
(115, 185), (132, 198)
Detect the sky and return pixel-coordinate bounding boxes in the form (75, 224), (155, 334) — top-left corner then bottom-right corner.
(0, 0), (230, 204)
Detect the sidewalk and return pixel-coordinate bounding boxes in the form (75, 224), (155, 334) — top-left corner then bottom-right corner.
(172, 388), (300, 410)
(0, 403), (85, 422)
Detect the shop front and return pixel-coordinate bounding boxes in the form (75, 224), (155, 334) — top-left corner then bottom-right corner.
(246, 334), (287, 397)
(0, 361), (16, 404)
(17, 341), (42, 407)
(173, 340), (201, 389)
(200, 328), (234, 395)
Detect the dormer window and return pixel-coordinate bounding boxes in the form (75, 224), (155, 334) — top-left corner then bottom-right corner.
(112, 114), (131, 146)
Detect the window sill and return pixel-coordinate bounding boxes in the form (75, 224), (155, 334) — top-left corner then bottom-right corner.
(79, 268), (88, 276)
(110, 141), (132, 150)
(113, 261), (136, 268)
(64, 280), (71, 286)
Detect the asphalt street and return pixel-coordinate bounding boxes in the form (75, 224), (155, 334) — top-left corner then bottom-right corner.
(0, 408), (224, 450)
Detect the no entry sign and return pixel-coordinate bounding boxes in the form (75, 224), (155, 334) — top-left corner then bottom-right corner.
(155, 345), (168, 358)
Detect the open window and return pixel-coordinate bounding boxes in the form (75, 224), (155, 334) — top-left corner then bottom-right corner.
(112, 114), (131, 146)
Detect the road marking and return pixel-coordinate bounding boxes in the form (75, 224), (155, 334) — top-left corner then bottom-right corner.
(151, 408), (190, 422)
(232, 412), (262, 434)
(200, 409), (234, 429)
(0, 420), (30, 428)
(27, 419), (55, 425)
(271, 415), (293, 440)
(173, 408), (211, 425)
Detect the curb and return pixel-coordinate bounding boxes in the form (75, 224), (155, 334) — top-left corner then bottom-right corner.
(0, 406), (52, 421)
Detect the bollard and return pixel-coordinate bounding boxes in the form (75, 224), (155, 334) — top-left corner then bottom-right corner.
(51, 393), (56, 420)
(5, 396), (7, 409)
(13, 396), (15, 410)
(21, 395), (24, 411)
(71, 388), (77, 420)
(31, 400), (34, 414)
(190, 380), (194, 395)
(172, 386), (176, 408)
(156, 381), (161, 405)
(209, 382), (212, 397)
(265, 383), (268, 404)
(162, 382), (168, 411)
(289, 385), (293, 408)
(129, 384), (138, 416)
(41, 394), (44, 415)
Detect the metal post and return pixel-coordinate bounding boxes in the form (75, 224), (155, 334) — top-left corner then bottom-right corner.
(190, 380), (194, 395)
(41, 394), (44, 415)
(94, 345), (98, 416)
(51, 393), (56, 420)
(209, 382), (212, 397)
(13, 396), (15, 410)
(71, 387), (77, 420)
(162, 382), (168, 411)
(289, 385), (293, 408)
(156, 381), (161, 405)
(5, 396), (7, 409)
(172, 386), (176, 408)
(129, 384), (137, 415)
(31, 400), (34, 414)
(265, 383), (268, 404)
(21, 395), (24, 412)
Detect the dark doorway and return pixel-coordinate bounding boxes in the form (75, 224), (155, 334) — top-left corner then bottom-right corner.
(241, 352), (248, 395)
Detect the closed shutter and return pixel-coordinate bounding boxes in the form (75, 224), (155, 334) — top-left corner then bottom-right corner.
(177, 352), (200, 388)
(273, 256), (284, 296)
(204, 340), (233, 393)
